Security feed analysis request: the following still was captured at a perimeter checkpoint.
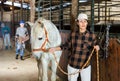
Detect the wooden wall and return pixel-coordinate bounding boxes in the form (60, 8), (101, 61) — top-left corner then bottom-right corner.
(92, 38), (120, 81)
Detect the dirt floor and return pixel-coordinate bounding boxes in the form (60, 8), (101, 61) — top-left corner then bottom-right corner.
(0, 48), (63, 81)
(0, 48), (38, 81)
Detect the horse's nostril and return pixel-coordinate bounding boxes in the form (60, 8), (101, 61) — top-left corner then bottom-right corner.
(38, 38), (42, 40)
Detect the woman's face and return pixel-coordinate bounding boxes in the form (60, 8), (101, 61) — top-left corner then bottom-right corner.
(77, 19), (88, 30)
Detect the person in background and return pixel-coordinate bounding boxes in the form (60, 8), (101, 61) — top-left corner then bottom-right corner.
(15, 20), (29, 60)
(49, 13), (100, 81)
(0, 22), (4, 50)
(1, 23), (12, 50)
(0, 22), (2, 38)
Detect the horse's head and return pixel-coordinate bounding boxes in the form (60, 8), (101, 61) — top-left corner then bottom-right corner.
(28, 18), (61, 58)
(24, 18), (47, 58)
(31, 18), (48, 56)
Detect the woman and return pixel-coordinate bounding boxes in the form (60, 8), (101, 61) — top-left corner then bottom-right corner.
(49, 13), (100, 81)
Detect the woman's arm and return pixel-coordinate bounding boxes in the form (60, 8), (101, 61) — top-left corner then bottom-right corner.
(49, 46), (61, 53)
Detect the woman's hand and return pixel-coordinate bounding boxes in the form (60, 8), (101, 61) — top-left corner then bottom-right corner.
(49, 47), (56, 53)
(94, 45), (100, 51)
(48, 46), (61, 53)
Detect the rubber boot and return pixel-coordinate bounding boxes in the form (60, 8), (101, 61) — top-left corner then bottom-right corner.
(10, 46), (12, 49)
(16, 55), (19, 59)
(5, 46), (8, 50)
(20, 56), (24, 60)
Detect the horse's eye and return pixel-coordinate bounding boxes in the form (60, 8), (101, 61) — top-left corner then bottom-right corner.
(38, 38), (42, 40)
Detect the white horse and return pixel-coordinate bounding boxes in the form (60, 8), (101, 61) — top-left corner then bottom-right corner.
(29, 18), (62, 81)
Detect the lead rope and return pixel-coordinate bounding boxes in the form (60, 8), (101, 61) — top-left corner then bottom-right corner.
(96, 50), (99, 81)
(53, 48), (99, 76)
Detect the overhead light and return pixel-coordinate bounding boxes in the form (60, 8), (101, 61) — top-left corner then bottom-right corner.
(0, 1), (29, 9)
(10, 6), (13, 10)
(79, 0), (88, 3)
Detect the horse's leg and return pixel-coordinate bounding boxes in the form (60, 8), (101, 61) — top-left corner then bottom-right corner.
(37, 58), (42, 81)
(41, 56), (49, 81)
(51, 58), (57, 81)
(51, 51), (62, 81)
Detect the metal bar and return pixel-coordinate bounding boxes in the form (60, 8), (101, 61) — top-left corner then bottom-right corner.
(91, 0), (94, 32)
(105, 0), (107, 25)
(26, 0), (29, 21)
(38, 0), (42, 17)
(59, 0), (63, 30)
(50, 0), (52, 20)
(98, 1), (100, 22)
(42, 3), (50, 7)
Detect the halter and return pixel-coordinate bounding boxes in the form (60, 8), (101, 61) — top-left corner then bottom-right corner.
(32, 27), (49, 52)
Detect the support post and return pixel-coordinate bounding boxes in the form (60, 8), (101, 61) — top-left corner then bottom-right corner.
(12, 0), (15, 36)
(71, 0), (79, 31)
(20, 0), (23, 20)
(30, 0), (35, 22)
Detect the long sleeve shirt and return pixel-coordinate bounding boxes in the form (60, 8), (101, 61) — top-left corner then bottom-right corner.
(16, 27), (28, 37)
(1, 26), (11, 36)
(60, 30), (97, 69)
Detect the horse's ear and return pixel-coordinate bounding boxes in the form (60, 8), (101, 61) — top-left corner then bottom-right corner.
(25, 21), (34, 28)
(38, 21), (44, 28)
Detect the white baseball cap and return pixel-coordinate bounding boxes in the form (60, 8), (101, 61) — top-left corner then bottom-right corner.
(77, 13), (88, 20)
